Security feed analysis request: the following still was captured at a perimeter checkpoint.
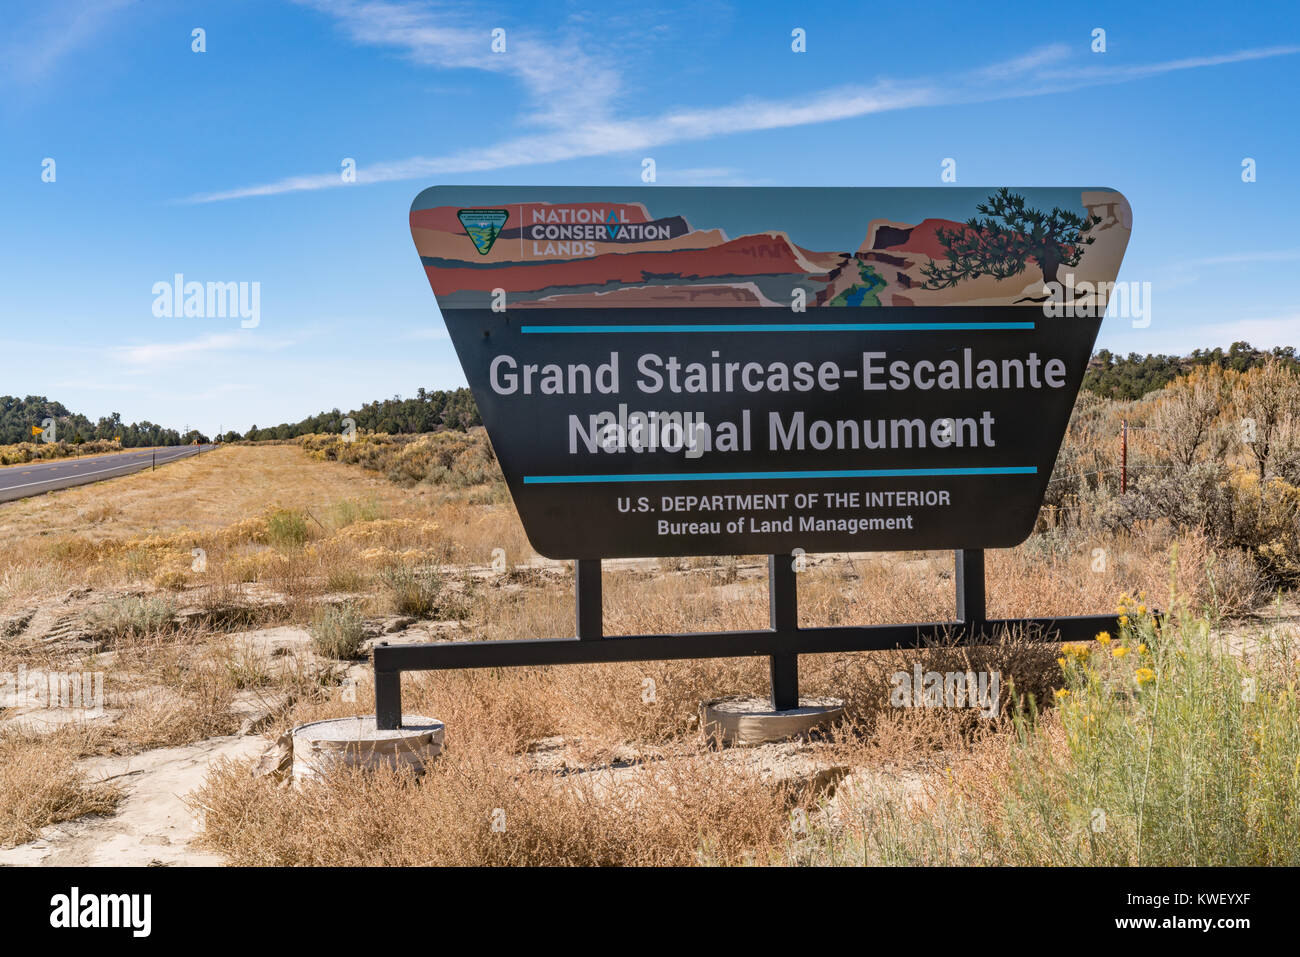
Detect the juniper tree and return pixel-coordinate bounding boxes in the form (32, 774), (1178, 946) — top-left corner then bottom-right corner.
(921, 188), (1101, 291)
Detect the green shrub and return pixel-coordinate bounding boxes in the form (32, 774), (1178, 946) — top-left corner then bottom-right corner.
(266, 508), (310, 548)
(797, 604), (1300, 865)
(90, 596), (176, 640)
(299, 429), (501, 488)
(330, 498), (385, 529)
(381, 565), (445, 618)
(308, 604), (366, 659)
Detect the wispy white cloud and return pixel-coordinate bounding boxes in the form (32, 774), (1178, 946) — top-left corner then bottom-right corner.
(180, 2), (1300, 204)
(293, 0), (622, 127)
(114, 332), (293, 365)
(970, 44), (1072, 80)
(1035, 44), (1300, 83)
(182, 77), (942, 202)
(1158, 247), (1300, 291)
(1, 0), (134, 84)
(1180, 249), (1300, 268)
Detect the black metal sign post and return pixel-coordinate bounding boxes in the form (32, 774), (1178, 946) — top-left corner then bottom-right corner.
(373, 547), (1117, 729)
(768, 554), (799, 711)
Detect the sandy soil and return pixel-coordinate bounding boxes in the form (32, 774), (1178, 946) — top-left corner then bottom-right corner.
(0, 735), (268, 866)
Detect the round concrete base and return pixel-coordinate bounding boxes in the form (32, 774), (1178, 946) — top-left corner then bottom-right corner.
(291, 715), (444, 782)
(700, 696), (845, 747)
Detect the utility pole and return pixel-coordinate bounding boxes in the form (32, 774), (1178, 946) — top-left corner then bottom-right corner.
(1120, 419), (1128, 494)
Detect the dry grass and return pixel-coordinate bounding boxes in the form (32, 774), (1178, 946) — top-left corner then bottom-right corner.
(0, 726), (121, 846)
(1, 431), (1293, 864)
(191, 637), (1058, 866)
(0, 444), (532, 619)
(185, 609), (1076, 866)
(180, 446), (1271, 865)
(110, 664), (240, 751)
(192, 748), (796, 866)
(0, 445), (442, 604)
(194, 642), (808, 865)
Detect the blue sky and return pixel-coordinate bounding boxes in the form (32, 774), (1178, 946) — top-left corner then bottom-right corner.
(2, 0), (1298, 436)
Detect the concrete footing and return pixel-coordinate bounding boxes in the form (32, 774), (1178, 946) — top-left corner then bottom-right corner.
(700, 696), (845, 747)
(291, 715), (444, 782)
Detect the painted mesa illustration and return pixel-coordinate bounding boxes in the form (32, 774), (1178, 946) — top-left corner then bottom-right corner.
(411, 186), (1132, 310)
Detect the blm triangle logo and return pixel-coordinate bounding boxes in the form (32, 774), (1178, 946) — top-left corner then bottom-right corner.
(457, 208), (509, 256)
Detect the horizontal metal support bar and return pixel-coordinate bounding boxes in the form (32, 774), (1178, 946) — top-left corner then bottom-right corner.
(374, 614), (1118, 673)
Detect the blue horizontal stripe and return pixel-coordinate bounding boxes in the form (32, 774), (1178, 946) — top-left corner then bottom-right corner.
(521, 322), (1034, 333)
(523, 466), (1037, 485)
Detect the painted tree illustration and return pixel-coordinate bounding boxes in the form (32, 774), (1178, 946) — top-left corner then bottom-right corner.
(920, 188), (1101, 292)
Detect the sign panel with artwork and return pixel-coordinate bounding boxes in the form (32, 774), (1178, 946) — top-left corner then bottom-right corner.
(410, 187), (1131, 559)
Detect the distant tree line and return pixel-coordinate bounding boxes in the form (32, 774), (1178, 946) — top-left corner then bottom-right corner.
(1083, 342), (1300, 400)
(0, 396), (204, 446)
(234, 387), (480, 443)
(11, 351), (1298, 449)
(247, 353), (1298, 438)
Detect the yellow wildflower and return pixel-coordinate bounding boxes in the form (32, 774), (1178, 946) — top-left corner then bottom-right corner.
(1113, 646), (1129, 658)
(1054, 688), (1070, 699)
(1135, 668), (1156, 686)
(1096, 631), (1111, 645)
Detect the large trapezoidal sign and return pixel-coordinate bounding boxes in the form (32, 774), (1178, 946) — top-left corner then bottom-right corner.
(410, 186), (1132, 559)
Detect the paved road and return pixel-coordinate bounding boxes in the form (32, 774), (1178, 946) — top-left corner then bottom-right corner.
(0, 445), (215, 503)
